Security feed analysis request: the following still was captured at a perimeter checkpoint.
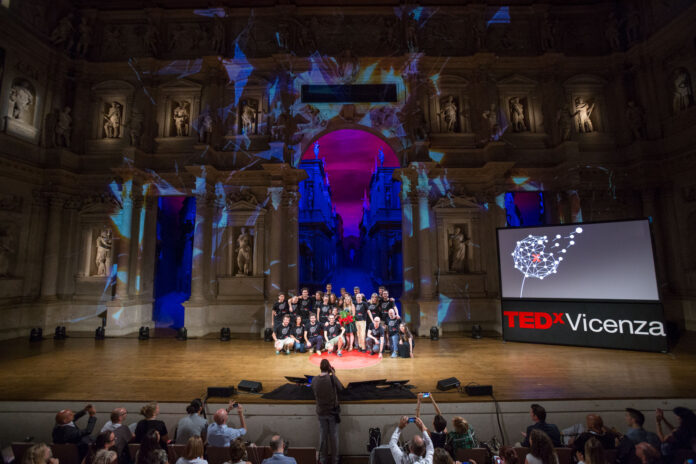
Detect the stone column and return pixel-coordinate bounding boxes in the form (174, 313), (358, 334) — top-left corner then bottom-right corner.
(24, 192), (49, 299)
(57, 198), (81, 297)
(127, 193), (144, 296)
(189, 193), (213, 303)
(416, 185), (434, 300)
(284, 188), (299, 292)
(40, 194), (65, 299)
(267, 186), (284, 297)
(115, 190), (134, 300)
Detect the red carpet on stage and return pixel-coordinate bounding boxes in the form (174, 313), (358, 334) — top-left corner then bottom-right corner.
(308, 350), (382, 369)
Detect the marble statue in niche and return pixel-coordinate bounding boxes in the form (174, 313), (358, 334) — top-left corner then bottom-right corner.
(673, 68), (694, 113)
(198, 112), (213, 144)
(236, 228), (252, 276)
(9, 80), (35, 124)
(103, 101), (122, 138)
(172, 101), (190, 136)
(76, 17), (91, 57)
(95, 228), (113, 276)
(509, 97), (528, 132)
(439, 96), (459, 133)
(573, 97), (595, 133)
(54, 106), (72, 147)
(0, 227), (15, 278)
(50, 14), (75, 51)
(129, 107), (143, 147)
(556, 104), (573, 141)
(448, 225), (471, 273)
(541, 13), (557, 51)
(240, 99), (257, 135)
(625, 101), (645, 140)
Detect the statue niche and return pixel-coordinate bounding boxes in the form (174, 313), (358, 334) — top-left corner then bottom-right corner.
(672, 68), (695, 113)
(8, 79), (36, 125)
(171, 100), (191, 136)
(239, 99), (258, 135)
(448, 224), (472, 273)
(509, 97), (529, 132)
(235, 227), (253, 276)
(102, 101), (123, 138)
(438, 95), (460, 133)
(94, 227), (113, 276)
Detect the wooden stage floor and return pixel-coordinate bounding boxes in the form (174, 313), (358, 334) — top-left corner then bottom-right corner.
(1, 334), (695, 403)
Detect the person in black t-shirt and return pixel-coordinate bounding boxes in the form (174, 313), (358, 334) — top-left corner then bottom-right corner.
(367, 293), (381, 323)
(273, 315), (294, 354)
(324, 314), (346, 356)
(314, 291), (323, 312)
(299, 288), (314, 320)
(289, 295), (299, 318)
(272, 293), (288, 329)
(385, 309), (401, 357)
(305, 313), (324, 353)
(351, 286), (360, 304)
(290, 315), (307, 353)
(366, 317), (385, 357)
(317, 294), (332, 325)
(380, 290), (396, 317)
(354, 293), (369, 352)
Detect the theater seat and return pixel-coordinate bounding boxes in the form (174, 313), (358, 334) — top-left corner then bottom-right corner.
(604, 449), (618, 464)
(514, 447), (530, 462)
(50, 444), (80, 464)
(243, 446), (273, 464)
(286, 447), (319, 464)
(128, 443), (140, 462)
(455, 448), (489, 464)
(168, 444), (187, 462)
(207, 446), (234, 464)
(555, 447), (573, 464)
(11, 442), (34, 464)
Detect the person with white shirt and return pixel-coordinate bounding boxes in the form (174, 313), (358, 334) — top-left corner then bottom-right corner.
(206, 401), (247, 447)
(175, 435), (208, 464)
(389, 416), (434, 464)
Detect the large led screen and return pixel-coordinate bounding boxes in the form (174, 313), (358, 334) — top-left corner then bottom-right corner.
(497, 219), (659, 301)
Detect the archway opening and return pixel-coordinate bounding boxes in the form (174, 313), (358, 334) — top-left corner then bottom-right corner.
(298, 128), (402, 298)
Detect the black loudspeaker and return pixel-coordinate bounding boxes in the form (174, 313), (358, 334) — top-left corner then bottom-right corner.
(95, 327), (105, 340)
(436, 377), (460, 391)
(430, 326), (439, 340)
(238, 380), (262, 393)
(220, 327), (231, 341)
(264, 328), (274, 342)
(207, 386), (236, 397)
(176, 327), (187, 341)
(54, 326), (66, 340)
(471, 324), (482, 339)
(30, 328), (43, 342)
(465, 384), (493, 396)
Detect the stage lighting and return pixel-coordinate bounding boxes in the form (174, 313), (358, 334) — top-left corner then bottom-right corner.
(430, 326), (439, 340)
(471, 324), (482, 339)
(138, 326), (150, 340)
(264, 328), (273, 342)
(95, 326), (105, 340)
(220, 327), (230, 341)
(176, 327), (188, 341)
(54, 326), (66, 340)
(29, 327), (43, 342)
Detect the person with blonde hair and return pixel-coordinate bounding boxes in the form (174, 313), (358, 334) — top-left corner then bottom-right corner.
(576, 437), (605, 464)
(92, 450), (117, 464)
(341, 294), (356, 351)
(134, 402), (168, 449)
(175, 436), (207, 464)
(446, 416), (478, 454)
(22, 444), (57, 464)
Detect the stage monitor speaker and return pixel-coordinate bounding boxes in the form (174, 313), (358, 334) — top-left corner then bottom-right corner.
(238, 380), (262, 393)
(465, 384), (493, 396)
(436, 377), (460, 391)
(207, 386), (236, 397)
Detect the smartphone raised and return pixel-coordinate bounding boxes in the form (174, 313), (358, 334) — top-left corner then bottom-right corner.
(422, 392), (430, 398)
(408, 417), (416, 423)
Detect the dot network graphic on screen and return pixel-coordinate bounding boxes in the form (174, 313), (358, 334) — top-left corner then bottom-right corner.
(497, 220), (660, 301)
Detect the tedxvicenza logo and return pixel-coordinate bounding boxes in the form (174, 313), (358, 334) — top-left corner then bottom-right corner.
(503, 311), (666, 336)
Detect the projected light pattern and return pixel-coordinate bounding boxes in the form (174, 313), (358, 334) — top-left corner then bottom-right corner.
(512, 227), (583, 297)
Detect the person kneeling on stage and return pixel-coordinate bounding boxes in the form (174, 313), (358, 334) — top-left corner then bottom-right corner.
(273, 315), (294, 355)
(398, 322), (414, 358)
(324, 314), (345, 356)
(366, 317), (385, 358)
(305, 313), (324, 353)
(291, 315), (307, 353)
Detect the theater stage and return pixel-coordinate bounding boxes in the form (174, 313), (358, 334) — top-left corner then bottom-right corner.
(1, 334), (695, 404)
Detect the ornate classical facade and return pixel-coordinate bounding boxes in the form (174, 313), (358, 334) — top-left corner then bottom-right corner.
(0, 0), (695, 339)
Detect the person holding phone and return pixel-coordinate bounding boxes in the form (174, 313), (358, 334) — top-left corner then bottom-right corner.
(206, 401), (247, 447)
(415, 393), (448, 449)
(389, 416), (434, 464)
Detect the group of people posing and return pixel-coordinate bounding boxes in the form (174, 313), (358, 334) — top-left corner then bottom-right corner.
(271, 284), (414, 358)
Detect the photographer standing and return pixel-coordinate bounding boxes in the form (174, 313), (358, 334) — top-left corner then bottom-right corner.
(312, 359), (344, 464)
